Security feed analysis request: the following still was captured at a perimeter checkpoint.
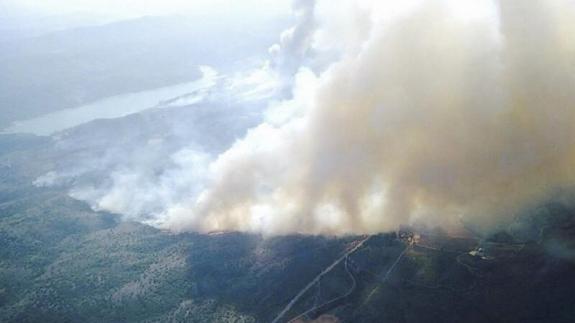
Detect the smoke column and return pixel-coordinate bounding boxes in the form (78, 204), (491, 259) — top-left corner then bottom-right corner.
(268, 0), (316, 92)
(162, 0), (575, 235)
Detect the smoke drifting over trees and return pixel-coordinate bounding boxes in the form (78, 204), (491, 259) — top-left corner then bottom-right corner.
(46, 0), (575, 236)
(161, 0), (575, 235)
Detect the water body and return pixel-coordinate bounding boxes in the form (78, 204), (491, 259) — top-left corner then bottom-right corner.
(2, 66), (218, 136)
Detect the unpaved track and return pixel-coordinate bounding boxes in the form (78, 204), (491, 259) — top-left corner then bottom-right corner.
(271, 236), (370, 323)
(287, 255), (357, 322)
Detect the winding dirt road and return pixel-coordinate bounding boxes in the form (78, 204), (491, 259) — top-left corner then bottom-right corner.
(271, 236), (370, 323)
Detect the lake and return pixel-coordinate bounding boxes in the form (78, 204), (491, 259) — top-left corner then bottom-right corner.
(2, 66), (218, 136)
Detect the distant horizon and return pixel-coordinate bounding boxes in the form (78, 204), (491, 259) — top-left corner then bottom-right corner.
(0, 0), (291, 22)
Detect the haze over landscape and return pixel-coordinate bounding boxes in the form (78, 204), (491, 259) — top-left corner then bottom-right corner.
(1, 1), (575, 322)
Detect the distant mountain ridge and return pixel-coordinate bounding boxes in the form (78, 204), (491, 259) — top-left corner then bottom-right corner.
(0, 14), (287, 129)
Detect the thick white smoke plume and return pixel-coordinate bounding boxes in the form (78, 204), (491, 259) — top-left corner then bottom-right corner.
(269, 0), (316, 79)
(159, 0), (575, 235)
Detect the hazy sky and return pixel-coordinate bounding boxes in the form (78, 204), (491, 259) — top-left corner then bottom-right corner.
(1, 0), (291, 19)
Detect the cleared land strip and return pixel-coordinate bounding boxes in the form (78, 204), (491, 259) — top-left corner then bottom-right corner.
(271, 236), (371, 323)
(287, 255), (357, 322)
